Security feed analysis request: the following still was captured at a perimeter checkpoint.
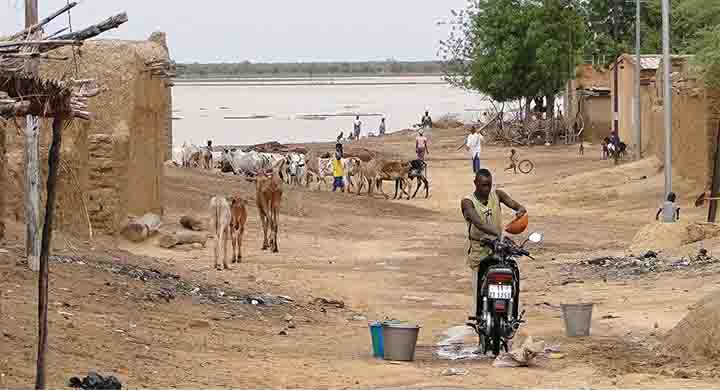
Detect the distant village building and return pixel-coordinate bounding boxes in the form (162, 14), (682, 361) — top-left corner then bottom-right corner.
(565, 64), (612, 143)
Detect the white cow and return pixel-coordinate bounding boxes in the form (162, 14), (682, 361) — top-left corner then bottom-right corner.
(316, 157), (361, 191)
(209, 195), (232, 270)
(286, 153), (306, 186)
(222, 150), (283, 176)
(172, 145), (184, 166)
(180, 143), (202, 168)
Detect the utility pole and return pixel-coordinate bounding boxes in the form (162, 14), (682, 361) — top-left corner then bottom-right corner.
(25, 0), (41, 272)
(660, 0), (674, 222)
(634, 0), (642, 160)
(612, 0), (620, 138)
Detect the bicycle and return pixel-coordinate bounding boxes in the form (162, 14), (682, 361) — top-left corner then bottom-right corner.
(518, 159), (534, 174)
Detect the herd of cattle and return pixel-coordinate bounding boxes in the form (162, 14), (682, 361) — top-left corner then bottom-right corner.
(172, 142), (430, 200)
(171, 142), (430, 270)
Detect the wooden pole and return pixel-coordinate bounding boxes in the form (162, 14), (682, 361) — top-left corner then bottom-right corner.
(25, 0), (41, 273)
(708, 123), (720, 223)
(35, 115), (64, 390)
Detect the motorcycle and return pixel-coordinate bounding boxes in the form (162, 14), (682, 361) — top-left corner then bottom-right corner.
(466, 231), (543, 356)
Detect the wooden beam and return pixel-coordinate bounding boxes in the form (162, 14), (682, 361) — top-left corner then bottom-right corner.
(11, 1), (78, 41)
(0, 101), (30, 117)
(53, 12), (129, 41)
(0, 40), (80, 49)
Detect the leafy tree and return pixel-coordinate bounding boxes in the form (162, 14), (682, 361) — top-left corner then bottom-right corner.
(440, 0), (586, 118)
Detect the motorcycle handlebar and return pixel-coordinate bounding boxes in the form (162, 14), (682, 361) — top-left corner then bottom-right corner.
(481, 237), (532, 259)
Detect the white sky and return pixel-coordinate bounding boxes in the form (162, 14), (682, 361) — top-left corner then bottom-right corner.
(1, 0), (465, 63)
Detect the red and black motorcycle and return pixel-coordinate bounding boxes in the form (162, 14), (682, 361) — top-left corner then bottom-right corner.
(466, 232), (543, 356)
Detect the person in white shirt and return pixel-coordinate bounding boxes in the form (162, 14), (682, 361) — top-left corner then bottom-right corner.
(353, 116), (362, 139)
(457, 126), (484, 173)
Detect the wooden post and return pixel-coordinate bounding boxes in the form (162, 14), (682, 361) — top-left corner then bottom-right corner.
(25, 0), (41, 272)
(35, 115), (64, 390)
(708, 123), (720, 223)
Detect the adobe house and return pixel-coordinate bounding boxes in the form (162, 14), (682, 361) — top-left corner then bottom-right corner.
(1, 33), (173, 239)
(609, 54), (689, 155)
(646, 56), (720, 187)
(565, 64), (613, 142)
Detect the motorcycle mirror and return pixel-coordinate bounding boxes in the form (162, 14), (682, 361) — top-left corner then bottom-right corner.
(528, 232), (543, 243)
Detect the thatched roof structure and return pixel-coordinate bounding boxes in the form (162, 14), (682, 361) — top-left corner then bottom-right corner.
(0, 4), (130, 120)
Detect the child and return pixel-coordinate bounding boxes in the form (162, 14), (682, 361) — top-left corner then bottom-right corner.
(505, 148), (519, 174)
(601, 138), (609, 160)
(332, 152), (345, 193)
(656, 192), (680, 222)
(578, 141), (584, 156)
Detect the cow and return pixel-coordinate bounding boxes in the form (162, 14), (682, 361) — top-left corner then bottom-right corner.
(209, 195), (232, 270)
(285, 153), (307, 186)
(355, 158), (386, 197)
(252, 170), (283, 253)
(228, 195), (248, 263)
(224, 150), (284, 176)
(201, 147), (213, 169)
(172, 145), (184, 166)
(377, 160), (411, 200)
(401, 159), (429, 199)
(316, 157), (361, 192)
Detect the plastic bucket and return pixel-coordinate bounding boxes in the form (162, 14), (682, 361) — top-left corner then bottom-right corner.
(561, 303), (594, 337)
(382, 323), (421, 361)
(369, 322), (384, 358)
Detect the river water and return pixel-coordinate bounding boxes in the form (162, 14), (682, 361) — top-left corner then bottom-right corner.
(171, 76), (493, 146)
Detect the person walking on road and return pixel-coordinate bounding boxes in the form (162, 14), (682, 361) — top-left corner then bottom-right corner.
(416, 129), (429, 161)
(458, 126), (484, 173)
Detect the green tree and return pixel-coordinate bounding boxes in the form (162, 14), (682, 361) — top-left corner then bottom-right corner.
(440, 0), (586, 116)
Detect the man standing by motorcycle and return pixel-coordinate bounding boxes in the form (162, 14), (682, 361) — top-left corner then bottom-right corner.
(461, 169), (526, 320)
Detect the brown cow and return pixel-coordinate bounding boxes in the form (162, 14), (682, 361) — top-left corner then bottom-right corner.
(356, 158), (386, 197)
(377, 160), (411, 200)
(255, 170), (283, 252)
(228, 195), (248, 263)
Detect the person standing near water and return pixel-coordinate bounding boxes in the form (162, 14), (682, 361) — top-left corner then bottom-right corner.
(378, 117), (386, 136)
(353, 116), (362, 140)
(420, 110), (433, 129)
(336, 131), (344, 156)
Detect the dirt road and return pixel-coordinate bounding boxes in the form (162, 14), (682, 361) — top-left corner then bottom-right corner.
(2, 126), (719, 388)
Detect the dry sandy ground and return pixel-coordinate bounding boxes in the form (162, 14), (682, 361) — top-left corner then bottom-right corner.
(2, 126), (720, 389)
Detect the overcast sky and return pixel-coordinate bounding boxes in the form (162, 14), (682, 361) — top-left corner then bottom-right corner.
(2, 0), (465, 63)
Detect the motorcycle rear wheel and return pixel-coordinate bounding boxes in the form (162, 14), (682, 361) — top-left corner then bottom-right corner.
(491, 315), (502, 356)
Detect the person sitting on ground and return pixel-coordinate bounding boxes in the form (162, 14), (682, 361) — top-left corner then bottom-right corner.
(461, 169), (526, 321)
(332, 151), (345, 193)
(416, 129), (429, 161)
(505, 149), (519, 174)
(656, 192), (680, 222)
